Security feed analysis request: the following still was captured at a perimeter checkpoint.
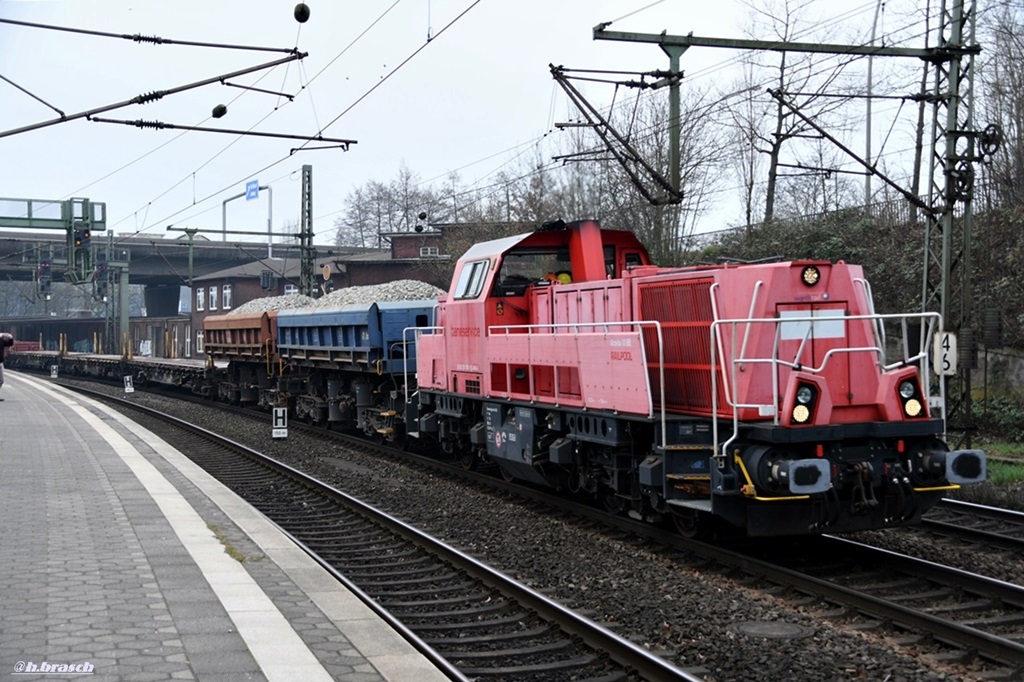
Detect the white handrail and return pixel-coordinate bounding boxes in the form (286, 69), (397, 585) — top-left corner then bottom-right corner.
(489, 320), (667, 449)
(710, 310), (943, 461)
(853, 277), (886, 361)
(737, 280), (763, 372)
(403, 325), (444, 405)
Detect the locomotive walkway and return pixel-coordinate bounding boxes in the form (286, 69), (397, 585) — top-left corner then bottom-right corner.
(0, 372), (451, 682)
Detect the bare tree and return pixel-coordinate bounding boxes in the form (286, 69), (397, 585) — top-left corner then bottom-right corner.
(334, 81), (726, 268)
(0, 279), (106, 318)
(0, 280), (40, 316)
(277, 219), (301, 246)
(977, 1), (1024, 207)
(335, 164), (448, 249)
(727, 61), (767, 231)
(333, 186), (376, 248)
(774, 139), (861, 218)
(729, 0), (861, 224)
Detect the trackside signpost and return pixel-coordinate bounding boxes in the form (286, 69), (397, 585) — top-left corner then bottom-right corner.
(934, 331), (957, 376)
(272, 407), (288, 438)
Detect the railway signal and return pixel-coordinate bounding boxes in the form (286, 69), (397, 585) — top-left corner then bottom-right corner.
(38, 261), (52, 298)
(73, 226), (91, 248)
(94, 255), (108, 301)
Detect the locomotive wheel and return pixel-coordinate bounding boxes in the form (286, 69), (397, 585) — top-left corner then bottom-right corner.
(671, 508), (707, 540)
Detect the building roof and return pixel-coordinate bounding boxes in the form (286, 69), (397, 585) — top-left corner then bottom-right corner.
(192, 249), (390, 282)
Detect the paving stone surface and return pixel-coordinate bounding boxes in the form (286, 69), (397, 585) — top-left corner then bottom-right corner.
(0, 379), (389, 681)
(0, 382), (207, 680)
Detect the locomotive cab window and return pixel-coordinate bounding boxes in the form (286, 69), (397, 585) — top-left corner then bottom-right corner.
(779, 308), (846, 340)
(455, 259), (490, 300)
(494, 249), (571, 296)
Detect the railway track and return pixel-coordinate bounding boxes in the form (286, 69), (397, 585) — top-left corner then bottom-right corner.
(924, 498), (1024, 549)
(52, 376), (1024, 679)
(74, 383), (702, 682)
(209, 398), (1024, 677)
(748, 534), (1024, 671)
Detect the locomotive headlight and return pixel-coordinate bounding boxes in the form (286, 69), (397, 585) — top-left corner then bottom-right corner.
(904, 398), (923, 417)
(898, 380), (916, 400)
(791, 383), (816, 424)
(800, 265), (821, 286)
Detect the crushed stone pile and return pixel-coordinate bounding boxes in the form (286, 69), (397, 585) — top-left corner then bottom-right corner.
(230, 280), (444, 314)
(313, 280), (445, 309)
(229, 293), (315, 314)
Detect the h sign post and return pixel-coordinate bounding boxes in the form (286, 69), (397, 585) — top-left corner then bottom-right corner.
(272, 407), (288, 438)
(246, 180), (259, 201)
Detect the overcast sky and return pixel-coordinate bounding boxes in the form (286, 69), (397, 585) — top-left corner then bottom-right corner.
(0, 0), (912, 248)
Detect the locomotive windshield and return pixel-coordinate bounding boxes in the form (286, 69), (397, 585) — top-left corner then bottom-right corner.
(493, 248), (572, 296)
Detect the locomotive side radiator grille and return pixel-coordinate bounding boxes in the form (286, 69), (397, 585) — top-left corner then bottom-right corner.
(637, 279), (723, 415)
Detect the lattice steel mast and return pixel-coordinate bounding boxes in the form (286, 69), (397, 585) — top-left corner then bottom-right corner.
(590, 1), (991, 443)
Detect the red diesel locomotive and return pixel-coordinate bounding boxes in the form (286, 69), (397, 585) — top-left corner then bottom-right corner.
(409, 219), (986, 536)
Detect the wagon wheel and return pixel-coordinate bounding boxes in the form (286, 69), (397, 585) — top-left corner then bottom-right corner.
(600, 488), (625, 515)
(498, 463), (516, 483)
(458, 447), (479, 471)
(364, 402), (394, 444)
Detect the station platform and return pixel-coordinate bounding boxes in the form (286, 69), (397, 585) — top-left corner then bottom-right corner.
(0, 371), (453, 682)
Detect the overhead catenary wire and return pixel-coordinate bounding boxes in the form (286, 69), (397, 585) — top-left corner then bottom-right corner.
(3, 0), (973, 246)
(1, 1), (408, 239)
(398, 2), (935, 211)
(133, 0), (485, 237)
(0, 16), (301, 54)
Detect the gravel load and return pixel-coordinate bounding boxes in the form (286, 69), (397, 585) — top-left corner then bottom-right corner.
(313, 279), (445, 309)
(230, 293), (316, 314)
(230, 280), (445, 315)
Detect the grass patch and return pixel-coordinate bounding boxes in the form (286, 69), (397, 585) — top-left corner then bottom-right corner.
(987, 460), (1024, 486)
(979, 441), (1024, 459)
(206, 522), (265, 563)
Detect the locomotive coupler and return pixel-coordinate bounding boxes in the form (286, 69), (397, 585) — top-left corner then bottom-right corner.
(850, 462), (878, 512)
